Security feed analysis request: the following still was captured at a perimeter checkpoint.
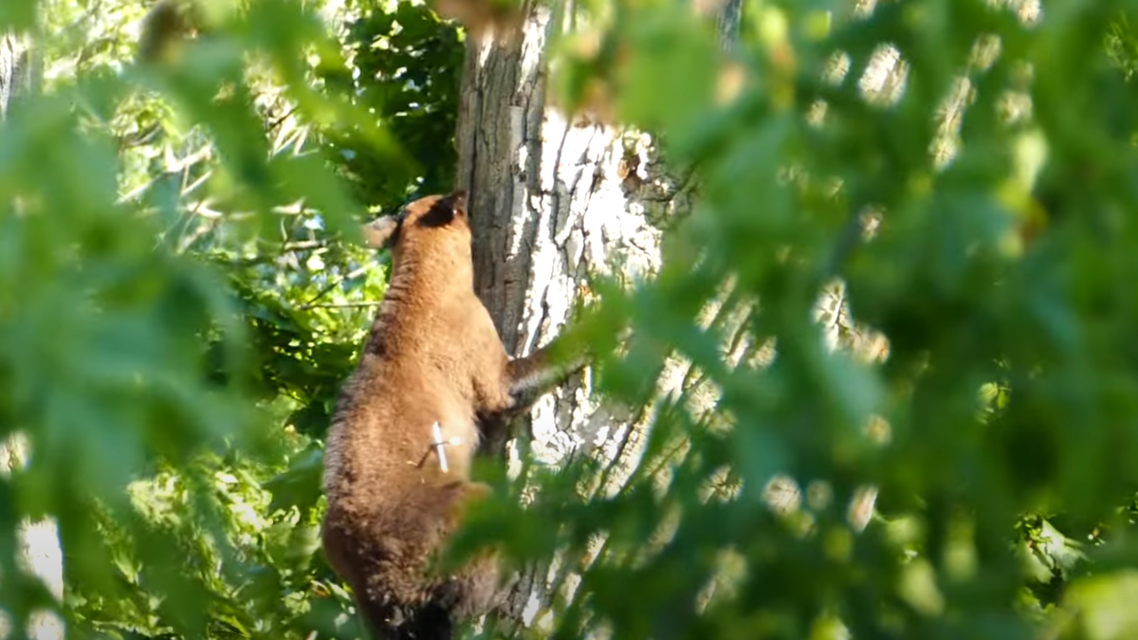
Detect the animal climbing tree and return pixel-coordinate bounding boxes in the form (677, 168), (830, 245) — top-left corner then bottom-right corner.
(3, 1), (1138, 640)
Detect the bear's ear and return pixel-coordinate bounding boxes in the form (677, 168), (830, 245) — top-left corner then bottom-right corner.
(440, 190), (467, 214)
(362, 215), (401, 249)
(420, 190), (468, 228)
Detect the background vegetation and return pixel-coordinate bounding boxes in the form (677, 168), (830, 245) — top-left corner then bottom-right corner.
(2, 0), (462, 637)
(3, 1), (1138, 639)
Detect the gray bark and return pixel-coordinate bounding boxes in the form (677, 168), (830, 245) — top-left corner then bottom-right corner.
(454, 0), (1049, 632)
(456, 7), (665, 469)
(455, 1), (740, 632)
(449, 0), (911, 628)
(0, 33), (36, 119)
(0, 33), (64, 640)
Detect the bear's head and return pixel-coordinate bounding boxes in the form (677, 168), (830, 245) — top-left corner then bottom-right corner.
(362, 190), (470, 257)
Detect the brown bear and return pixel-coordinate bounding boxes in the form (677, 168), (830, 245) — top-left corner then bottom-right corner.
(321, 191), (589, 640)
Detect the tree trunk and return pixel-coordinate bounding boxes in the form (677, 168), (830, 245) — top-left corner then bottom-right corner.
(0, 34), (35, 120)
(453, 0), (1025, 629)
(454, 1), (740, 630)
(0, 33), (64, 640)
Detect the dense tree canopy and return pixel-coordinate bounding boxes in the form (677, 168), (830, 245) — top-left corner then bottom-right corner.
(4, 0), (1138, 639)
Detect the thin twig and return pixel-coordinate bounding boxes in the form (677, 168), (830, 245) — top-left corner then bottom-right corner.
(302, 264), (372, 306)
(281, 239), (327, 251)
(300, 301), (383, 310)
(268, 104), (300, 134)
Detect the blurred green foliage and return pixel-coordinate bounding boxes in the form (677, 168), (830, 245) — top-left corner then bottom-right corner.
(324, 0), (463, 210)
(5, 0), (1138, 640)
(1, 0), (462, 638)
(457, 2), (1138, 640)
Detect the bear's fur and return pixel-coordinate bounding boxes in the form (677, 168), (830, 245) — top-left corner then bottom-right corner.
(321, 191), (588, 640)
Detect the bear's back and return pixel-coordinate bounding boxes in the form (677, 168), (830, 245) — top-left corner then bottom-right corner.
(321, 191), (521, 638)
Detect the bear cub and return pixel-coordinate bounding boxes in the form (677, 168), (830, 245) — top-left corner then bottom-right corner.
(321, 191), (588, 640)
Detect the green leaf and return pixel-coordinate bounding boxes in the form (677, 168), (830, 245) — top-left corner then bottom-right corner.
(0, 0), (36, 32)
(263, 443), (325, 515)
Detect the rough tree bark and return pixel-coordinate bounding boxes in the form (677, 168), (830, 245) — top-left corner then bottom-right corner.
(452, 0), (1042, 631)
(454, 0), (741, 629)
(0, 32), (65, 640)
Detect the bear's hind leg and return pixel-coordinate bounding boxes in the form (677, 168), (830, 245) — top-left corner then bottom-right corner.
(432, 481), (509, 620)
(354, 482), (507, 640)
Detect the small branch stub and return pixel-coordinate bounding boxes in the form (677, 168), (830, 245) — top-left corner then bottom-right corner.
(431, 422), (450, 473)
(411, 422), (464, 473)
